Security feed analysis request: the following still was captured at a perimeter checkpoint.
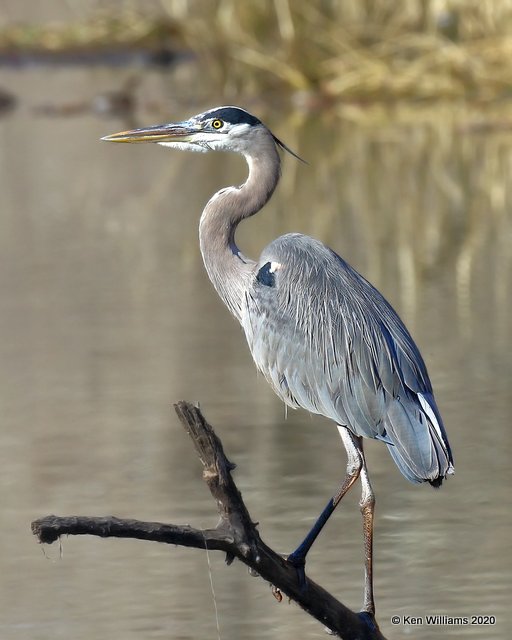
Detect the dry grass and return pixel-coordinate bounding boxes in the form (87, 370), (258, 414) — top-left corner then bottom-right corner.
(161, 0), (512, 105)
(0, 9), (183, 53)
(2, 0), (512, 110)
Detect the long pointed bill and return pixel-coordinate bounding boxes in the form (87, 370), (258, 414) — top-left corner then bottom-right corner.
(101, 120), (201, 143)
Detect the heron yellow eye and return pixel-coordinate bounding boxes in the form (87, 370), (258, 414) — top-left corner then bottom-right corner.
(211, 119), (223, 129)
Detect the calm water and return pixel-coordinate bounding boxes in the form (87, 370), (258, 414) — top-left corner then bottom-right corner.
(1, 66), (511, 640)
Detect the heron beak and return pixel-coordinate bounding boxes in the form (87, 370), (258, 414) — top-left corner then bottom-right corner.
(101, 120), (201, 143)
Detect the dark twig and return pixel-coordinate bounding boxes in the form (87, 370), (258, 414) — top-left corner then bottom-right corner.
(31, 400), (387, 640)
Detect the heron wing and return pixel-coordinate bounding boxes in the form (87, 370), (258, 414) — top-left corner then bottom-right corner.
(241, 233), (453, 482)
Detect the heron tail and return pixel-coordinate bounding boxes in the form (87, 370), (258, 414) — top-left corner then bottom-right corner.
(384, 392), (454, 485)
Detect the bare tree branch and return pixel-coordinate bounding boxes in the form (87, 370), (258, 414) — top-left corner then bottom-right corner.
(32, 401), (387, 640)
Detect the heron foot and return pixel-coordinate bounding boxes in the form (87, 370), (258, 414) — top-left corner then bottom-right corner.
(357, 611), (377, 632)
(286, 551), (308, 591)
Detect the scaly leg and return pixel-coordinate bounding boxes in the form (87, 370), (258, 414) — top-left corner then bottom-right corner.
(359, 444), (376, 615)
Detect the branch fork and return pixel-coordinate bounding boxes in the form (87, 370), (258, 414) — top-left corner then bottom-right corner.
(32, 401), (387, 640)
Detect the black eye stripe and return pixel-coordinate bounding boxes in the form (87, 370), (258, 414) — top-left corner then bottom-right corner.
(200, 107), (262, 127)
(196, 107), (261, 126)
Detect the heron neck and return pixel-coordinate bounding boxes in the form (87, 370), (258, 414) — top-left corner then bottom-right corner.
(199, 145), (281, 321)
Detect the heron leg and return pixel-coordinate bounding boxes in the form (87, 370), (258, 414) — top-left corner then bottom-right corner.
(287, 427), (363, 585)
(359, 445), (376, 615)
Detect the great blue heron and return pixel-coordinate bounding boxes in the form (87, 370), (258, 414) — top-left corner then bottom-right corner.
(102, 106), (454, 616)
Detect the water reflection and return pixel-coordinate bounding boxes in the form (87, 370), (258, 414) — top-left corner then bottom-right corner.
(0, 69), (510, 639)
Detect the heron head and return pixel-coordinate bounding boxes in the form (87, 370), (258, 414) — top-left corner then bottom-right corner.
(101, 105), (304, 161)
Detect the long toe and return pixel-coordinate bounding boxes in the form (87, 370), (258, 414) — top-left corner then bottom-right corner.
(357, 611), (378, 632)
(286, 551), (308, 590)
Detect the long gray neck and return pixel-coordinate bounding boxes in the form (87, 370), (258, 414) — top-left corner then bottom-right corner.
(199, 138), (281, 322)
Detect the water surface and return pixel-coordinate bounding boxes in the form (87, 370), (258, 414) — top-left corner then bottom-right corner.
(1, 67), (511, 639)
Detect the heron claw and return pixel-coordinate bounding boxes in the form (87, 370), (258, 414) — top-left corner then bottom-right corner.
(286, 551), (308, 591)
(357, 611), (377, 632)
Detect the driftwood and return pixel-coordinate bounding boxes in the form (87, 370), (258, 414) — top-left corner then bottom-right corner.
(32, 401), (387, 640)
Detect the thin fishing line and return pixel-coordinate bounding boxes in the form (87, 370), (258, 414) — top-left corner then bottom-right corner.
(202, 532), (221, 640)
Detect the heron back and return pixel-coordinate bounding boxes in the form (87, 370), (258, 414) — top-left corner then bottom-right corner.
(242, 233), (454, 485)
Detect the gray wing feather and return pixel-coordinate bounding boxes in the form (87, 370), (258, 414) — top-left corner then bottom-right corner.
(241, 233), (453, 484)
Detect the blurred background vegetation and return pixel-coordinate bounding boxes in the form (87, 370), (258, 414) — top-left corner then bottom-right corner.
(2, 0), (512, 119)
